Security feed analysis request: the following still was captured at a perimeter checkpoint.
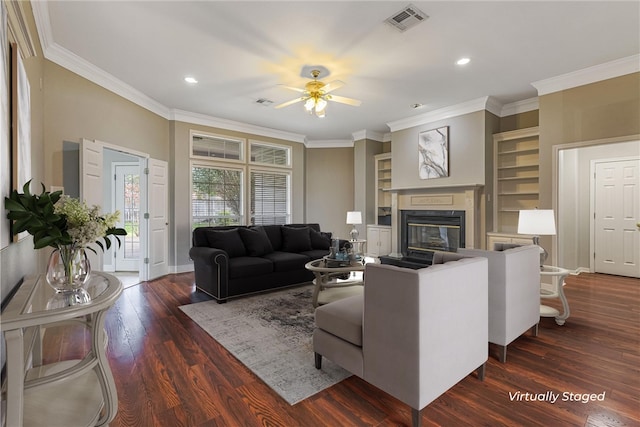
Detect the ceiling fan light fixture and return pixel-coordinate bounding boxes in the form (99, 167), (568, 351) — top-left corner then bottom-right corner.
(304, 97), (315, 112)
(316, 98), (328, 112)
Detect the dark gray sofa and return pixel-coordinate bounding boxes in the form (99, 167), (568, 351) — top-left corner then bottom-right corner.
(189, 223), (332, 303)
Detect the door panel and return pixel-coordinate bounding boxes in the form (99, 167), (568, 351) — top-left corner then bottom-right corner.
(594, 159), (640, 278)
(147, 158), (169, 280)
(80, 138), (104, 270)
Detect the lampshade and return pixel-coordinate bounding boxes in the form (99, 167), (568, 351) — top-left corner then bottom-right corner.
(346, 211), (362, 225)
(517, 209), (556, 236)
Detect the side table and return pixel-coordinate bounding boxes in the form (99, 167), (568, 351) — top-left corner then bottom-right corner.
(1, 272), (123, 427)
(540, 265), (571, 325)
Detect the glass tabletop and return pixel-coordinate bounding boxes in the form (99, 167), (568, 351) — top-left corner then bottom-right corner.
(1, 272), (122, 331)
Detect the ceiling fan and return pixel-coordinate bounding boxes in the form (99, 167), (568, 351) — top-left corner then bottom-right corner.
(275, 69), (361, 118)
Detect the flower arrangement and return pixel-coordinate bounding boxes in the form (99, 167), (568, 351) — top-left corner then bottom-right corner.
(4, 180), (127, 251)
(5, 181), (127, 291)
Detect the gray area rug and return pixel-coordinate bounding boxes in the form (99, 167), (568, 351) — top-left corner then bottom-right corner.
(179, 285), (351, 405)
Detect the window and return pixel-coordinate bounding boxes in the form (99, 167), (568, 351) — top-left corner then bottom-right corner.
(192, 133), (244, 161)
(190, 132), (293, 228)
(192, 165), (243, 227)
(251, 170), (290, 225)
(250, 141), (290, 167)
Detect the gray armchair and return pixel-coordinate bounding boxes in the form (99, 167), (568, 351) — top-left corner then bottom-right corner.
(458, 244), (540, 362)
(313, 257), (488, 427)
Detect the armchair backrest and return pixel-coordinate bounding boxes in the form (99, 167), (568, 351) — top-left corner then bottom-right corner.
(362, 257), (488, 410)
(458, 245), (540, 345)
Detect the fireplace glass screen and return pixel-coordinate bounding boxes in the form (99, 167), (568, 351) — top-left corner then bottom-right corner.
(401, 210), (466, 262)
(407, 223), (461, 253)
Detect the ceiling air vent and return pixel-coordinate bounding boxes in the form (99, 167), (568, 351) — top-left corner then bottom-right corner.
(385, 4), (428, 32)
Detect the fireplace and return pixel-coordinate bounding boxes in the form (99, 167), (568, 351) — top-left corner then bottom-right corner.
(382, 210), (466, 268)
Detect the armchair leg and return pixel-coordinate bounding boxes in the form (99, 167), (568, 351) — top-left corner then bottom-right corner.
(412, 408), (422, 427)
(477, 363), (486, 381)
(498, 345), (507, 363)
(531, 323), (539, 337)
(314, 352), (322, 369)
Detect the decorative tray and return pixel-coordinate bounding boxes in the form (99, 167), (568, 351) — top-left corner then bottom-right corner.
(322, 255), (363, 268)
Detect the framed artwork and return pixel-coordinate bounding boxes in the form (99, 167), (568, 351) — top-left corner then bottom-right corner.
(418, 126), (449, 179)
(10, 42), (31, 242)
(1, 3), (10, 249)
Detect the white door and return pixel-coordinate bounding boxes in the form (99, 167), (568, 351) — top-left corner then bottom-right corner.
(594, 158), (640, 278)
(114, 164), (140, 272)
(146, 158), (169, 280)
(80, 138), (104, 270)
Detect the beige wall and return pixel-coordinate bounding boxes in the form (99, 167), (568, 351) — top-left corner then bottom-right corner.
(43, 61), (169, 188)
(1, 1), (45, 302)
(391, 111), (488, 190)
(305, 147), (354, 239)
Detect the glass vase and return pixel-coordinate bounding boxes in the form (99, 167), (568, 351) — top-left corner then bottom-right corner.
(45, 245), (91, 293)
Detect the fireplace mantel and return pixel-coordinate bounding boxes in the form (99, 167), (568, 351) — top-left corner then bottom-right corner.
(389, 185), (484, 256)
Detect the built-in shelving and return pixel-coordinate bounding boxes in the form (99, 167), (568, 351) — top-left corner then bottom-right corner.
(492, 127), (540, 234)
(375, 153), (392, 225)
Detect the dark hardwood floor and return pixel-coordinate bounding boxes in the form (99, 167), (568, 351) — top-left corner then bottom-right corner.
(44, 272), (640, 426)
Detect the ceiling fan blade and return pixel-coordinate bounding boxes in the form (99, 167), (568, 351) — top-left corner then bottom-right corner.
(279, 84), (305, 93)
(322, 80), (345, 94)
(329, 94), (362, 107)
(274, 97), (304, 109)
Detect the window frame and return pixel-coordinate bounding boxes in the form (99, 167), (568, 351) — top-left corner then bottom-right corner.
(190, 160), (245, 228)
(248, 140), (291, 169)
(249, 166), (292, 226)
(190, 130), (246, 164)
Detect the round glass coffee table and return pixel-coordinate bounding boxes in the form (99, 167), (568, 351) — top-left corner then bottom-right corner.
(305, 258), (367, 307)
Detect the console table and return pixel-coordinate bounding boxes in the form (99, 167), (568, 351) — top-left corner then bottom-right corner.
(540, 265), (571, 325)
(1, 272), (122, 427)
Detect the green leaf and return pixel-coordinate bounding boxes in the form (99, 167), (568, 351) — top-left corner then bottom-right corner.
(4, 198), (27, 212)
(34, 235), (58, 249)
(95, 241), (104, 251)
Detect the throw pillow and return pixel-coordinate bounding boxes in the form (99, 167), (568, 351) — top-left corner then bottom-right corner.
(281, 226), (312, 252)
(205, 228), (247, 258)
(238, 227), (274, 256)
(310, 228), (331, 250)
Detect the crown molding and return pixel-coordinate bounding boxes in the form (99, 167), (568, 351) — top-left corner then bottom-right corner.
(532, 54), (640, 96)
(305, 140), (354, 149)
(501, 97), (539, 116)
(352, 129), (387, 142)
(387, 96), (499, 132)
(171, 110), (306, 144)
(6, 0), (37, 58)
(46, 43), (171, 118)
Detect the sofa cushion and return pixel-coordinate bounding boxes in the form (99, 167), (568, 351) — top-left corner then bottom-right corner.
(281, 226), (312, 252)
(310, 229), (331, 250)
(301, 249), (329, 261)
(238, 227), (274, 256)
(228, 256), (273, 279)
(262, 251), (310, 272)
(205, 228), (246, 258)
(262, 225), (283, 251)
(315, 294), (363, 346)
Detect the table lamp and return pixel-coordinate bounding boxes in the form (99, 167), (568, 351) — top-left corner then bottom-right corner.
(346, 211), (362, 241)
(517, 209), (556, 268)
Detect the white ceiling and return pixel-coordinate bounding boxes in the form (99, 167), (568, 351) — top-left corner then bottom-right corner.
(34, 1), (640, 144)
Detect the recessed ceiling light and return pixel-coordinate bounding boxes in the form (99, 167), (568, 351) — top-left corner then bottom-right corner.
(456, 58), (471, 66)
(184, 76), (198, 84)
